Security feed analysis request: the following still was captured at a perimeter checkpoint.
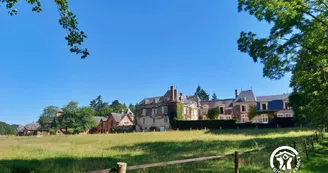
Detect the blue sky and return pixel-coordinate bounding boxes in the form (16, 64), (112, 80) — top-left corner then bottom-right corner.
(0, 0), (291, 125)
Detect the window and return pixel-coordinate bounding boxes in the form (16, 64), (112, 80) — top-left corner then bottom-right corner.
(155, 108), (157, 114)
(285, 102), (291, 109)
(183, 107), (187, 114)
(219, 116), (224, 120)
(241, 114), (248, 123)
(164, 117), (168, 123)
(241, 105), (247, 112)
(163, 106), (168, 114)
(263, 117), (268, 123)
(153, 118), (156, 124)
(285, 113), (293, 117)
(262, 115), (268, 123)
(142, 109), (146, 116)
(226, 116), (231, 120)
(277, 113), (284, 117)
(142, 118), (145, 124)
(261, 103), (267, 110)
(219, 107), (224, 114)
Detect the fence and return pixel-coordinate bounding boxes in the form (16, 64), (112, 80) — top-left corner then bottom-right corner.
(84, 129), (325, 173)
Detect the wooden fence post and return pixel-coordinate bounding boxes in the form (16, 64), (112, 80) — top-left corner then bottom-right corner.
(234, 151), (239, 173)
(303, 139), (309, 159)
(190, 128), (192, 131)
(116, 162), (127, 173)
(311, 137), (315, 152)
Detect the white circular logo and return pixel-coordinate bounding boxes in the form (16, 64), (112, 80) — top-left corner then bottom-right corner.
(270, 146), (301, 172)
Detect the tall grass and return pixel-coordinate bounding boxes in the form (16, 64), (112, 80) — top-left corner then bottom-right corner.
(0, 128), (313, 173)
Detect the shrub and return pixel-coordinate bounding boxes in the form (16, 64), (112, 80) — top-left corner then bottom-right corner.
(49, 129), (56, 135)
(66, 128), (74, 135)
(207, 108), (219, 120)
(75, 127), (84, 134)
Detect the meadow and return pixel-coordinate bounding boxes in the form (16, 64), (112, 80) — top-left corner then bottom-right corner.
(0, 128), (318, 173)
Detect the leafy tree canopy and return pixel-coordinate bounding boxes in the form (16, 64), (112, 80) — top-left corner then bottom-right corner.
(37, 106), (59, 129)
(211, 93), (218, 101)
(90, 95), (111, 117)
(238, 0), (328, 128)
(195, 85), (210, 101)
(0, 121), (16, 135)
(1, 0), (89, 58)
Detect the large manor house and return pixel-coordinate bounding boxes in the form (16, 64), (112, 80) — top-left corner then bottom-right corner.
(135, 86), (293, 131)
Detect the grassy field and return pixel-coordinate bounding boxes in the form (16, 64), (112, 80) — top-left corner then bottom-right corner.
(0, 128), (320, 173)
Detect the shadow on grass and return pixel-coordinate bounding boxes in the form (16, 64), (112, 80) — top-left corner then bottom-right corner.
(0, 135), (311, 173)
(299, 139), (328, 173)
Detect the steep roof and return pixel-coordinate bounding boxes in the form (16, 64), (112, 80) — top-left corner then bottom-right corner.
(201, 99), (234, 108)
(233, 90), (257, 102)
(16, 125), (25, 132)
(24, 122), (40, 131)
(187, 95), (202, 107)
(94, 116), (108, 124)
(138, 90), (170, 105)
(256, 93), (290, 102)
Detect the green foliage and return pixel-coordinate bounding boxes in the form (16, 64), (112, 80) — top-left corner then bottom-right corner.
(207, 107), (219, 120)
(110, 100), (127, 113)
(176, 103), (184, 120)
(247, 106), (258, 120)
(90, 95), (111, 117)
(1, 0), (89, 58)
(49, 129), (56, 135)
(58, 102), (97, 134)
(66, 128), (74, 135)
(211, 93), (218, 101)
(38, 106), (59, 129)
(195, 86), (209, 101)
(0, 121), (16, 135)
(237, 0), (328, 128)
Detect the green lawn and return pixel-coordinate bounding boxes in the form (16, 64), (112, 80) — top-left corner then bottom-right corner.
(0, 128), (320, 173)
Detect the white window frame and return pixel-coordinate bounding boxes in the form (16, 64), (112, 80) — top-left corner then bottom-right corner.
(241, 114), (248, 123)
(241, 105), (247, 113)
(261, 103), (268, 110)
(277, 113), (284, 118)
(183, 107), (187, 114)
(285, 113), (293, 117)
(163, 106), (168, 114)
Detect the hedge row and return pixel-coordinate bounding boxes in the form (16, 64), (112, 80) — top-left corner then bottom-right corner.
(175, 118), (294, 130)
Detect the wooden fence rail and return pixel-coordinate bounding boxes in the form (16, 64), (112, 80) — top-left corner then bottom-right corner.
(84, 130), (325, 173)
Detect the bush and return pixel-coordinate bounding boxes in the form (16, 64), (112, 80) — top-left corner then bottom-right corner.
(66, 128), (74, 135)
(176, 120), (237, 130)
(175, 118), (295, 130)
(207, 108), (219, 120)
(75, 127), (84, 134)
(49, 129), (56, 135)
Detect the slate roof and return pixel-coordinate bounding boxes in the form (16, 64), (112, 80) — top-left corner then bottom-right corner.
(16, 125), (25, 132)
(256, 94), (290, 102)
(233, 90), (257, 102)
(94, 116), (108, 124)
(201, 99), (234, 108)
(187, 95), (202, 107)
(24, 122), (40, 131)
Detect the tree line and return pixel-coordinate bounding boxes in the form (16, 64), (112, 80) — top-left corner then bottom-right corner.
(37, 96), (136, 134)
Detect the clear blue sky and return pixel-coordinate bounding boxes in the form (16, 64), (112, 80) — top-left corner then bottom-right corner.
(0, 0), (291, 125)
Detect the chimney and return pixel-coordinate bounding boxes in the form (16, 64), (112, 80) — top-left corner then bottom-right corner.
(174, 89), (178, 101)
(179, 93), (183, 101)
(170, 86), (175, 101)
(235, 89), (238, 98)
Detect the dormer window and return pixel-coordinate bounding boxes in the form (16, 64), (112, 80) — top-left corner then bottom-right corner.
(261, 103), (267, 110)
(284, 102), (291, 109)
